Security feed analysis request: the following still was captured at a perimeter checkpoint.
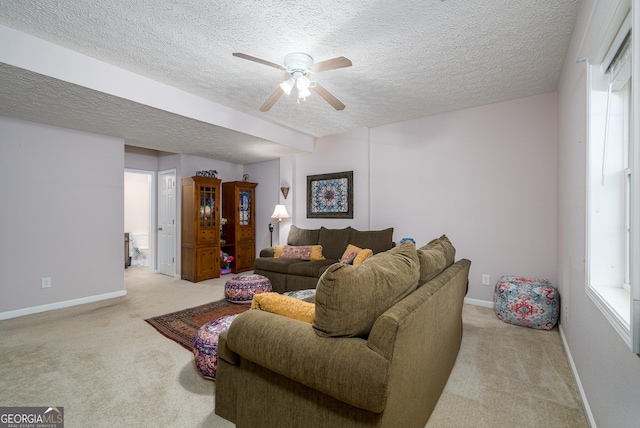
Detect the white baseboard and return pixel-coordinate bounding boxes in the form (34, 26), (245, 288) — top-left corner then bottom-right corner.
(464, 297), (493, 308)
(0, 290), (127, 321)
(559, 325), (596, 428)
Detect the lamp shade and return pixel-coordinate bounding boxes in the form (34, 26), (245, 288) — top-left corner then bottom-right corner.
(296, 75), (310, 91)
(297, 87), (311, 99)
(279, 78), (294, 95)
(270, 204), (290, 221)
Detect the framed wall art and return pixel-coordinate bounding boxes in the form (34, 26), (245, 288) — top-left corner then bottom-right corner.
(307, 171), (353, 218)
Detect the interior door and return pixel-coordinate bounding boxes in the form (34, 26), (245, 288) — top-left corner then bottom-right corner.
(158, 170), (176, 277)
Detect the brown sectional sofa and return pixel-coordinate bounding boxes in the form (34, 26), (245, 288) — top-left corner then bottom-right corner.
(215, 238), (471, 427)
(254, 225), (395, 293)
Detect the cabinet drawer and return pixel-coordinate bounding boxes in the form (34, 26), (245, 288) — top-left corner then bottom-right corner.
(238, 227), (253, 240)
(198, 229), (217, 243)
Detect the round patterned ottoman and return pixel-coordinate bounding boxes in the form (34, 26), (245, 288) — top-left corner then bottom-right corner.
(225, 274), (272, 304)
(193, 314), (240, 380)
(494, 275), (560, 330)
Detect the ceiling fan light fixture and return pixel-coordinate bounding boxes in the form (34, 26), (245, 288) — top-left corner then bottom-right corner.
(296, 75), (310, 91)
(279, 78), (294, 95)
(297, 87), (311, 99)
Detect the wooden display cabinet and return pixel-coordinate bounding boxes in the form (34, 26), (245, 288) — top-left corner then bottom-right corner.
(222, 181), (258, 273)
(181, 176), (222, 282)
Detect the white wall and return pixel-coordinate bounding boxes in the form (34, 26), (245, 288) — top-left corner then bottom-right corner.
(244, 159), (280, 251)
(0, 116), (125, 316)
(279, 95), (557, 304)
(370, 93), (558, 302)
(124, 146), (160, 171)
(293, 127), (371, 231)
(557, 0), (640, 426)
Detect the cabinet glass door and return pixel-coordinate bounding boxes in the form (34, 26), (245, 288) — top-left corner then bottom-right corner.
(239, 189), (252, 226)
(200, 186), (217, 228)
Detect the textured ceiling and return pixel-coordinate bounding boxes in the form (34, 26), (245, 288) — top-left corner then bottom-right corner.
(0, 0), (581, 163)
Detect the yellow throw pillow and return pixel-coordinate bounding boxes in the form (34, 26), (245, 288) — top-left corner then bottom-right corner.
(274, 245), (284, 258)
(341, 244), (373, 265)
(251, 292), (315, 323)
(354, 248), (373, 265)
(310, 245), (325, 261)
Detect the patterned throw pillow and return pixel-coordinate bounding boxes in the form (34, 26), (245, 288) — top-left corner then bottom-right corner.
(340, 247), (359, 264)
(279, 245), (325, 260)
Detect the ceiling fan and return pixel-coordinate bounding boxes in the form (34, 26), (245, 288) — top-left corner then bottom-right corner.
(232, 52), (352, 112)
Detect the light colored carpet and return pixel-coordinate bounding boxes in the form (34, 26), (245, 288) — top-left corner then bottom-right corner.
(0, 266), (588, 427)
(426, 305), (588, 427)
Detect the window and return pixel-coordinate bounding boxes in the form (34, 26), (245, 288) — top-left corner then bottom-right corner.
(587, 5), (639, 354)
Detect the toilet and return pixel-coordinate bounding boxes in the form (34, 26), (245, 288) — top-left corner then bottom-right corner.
(130, 233), (149, 266)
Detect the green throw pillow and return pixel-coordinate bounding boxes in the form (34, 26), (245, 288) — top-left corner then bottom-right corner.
(423, 234), (456, 268)
(313, 241), (420, 338)
(416, 240), (448, 286)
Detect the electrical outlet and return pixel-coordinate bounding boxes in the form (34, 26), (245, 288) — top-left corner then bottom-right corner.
(41, 277), (51, 288)
(482, 274), (490, 286)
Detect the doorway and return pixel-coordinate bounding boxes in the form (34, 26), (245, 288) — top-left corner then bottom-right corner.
(124, 169), (154, 272)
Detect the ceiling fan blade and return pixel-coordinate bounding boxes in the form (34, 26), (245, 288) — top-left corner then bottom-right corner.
(311, 83), (345, 110)
(233, 53), (285, 70)
(260, 87), (284, 112)
(311, 56), (352, 73)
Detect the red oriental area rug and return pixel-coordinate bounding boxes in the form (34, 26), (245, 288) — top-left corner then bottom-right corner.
(145, 299), (249, 351)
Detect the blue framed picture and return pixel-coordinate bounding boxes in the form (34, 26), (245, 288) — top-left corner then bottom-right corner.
(307, 171), (353, 218)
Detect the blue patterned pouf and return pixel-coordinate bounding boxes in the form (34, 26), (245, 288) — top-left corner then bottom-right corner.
(225, 274), (272, 304)
(193, 314), (239, 380)
(283, 289), (317, 301)
(494, 276), (560, 330)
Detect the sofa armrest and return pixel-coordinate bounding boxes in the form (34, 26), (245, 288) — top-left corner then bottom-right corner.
(259, 247), (275, 257)
(225, 309), (390, 413)
(217, 331), (238, 365)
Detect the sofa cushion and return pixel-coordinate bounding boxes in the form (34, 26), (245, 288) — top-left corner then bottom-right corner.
(313, 242), (420, 338)
(349, 227), (394, 255)
(287, 259), (336, 278)
(423, 234), (456, 268)
(254, 257), (304, 274)
(416, 240), (448, 286)
(287, 225), (321, 246)
(250, 292), (315, 323)
(317, 227), (353, 260)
